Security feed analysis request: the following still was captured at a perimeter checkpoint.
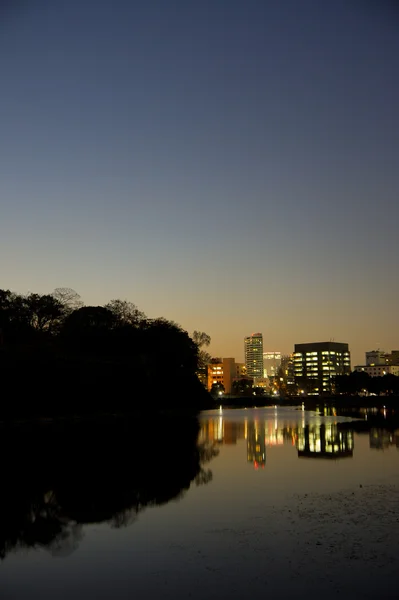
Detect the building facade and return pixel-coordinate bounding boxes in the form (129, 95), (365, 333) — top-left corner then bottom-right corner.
(207, 358), (246, 394)
(263, 351), (281, 379)
(293, 341), (351, 395)
(355, 349), (399, 375)
(366, 350), (388, 366)
(244, 333), (264, 383)
(354, 365), (399, 377)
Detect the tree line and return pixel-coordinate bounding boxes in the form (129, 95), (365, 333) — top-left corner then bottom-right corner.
(0, 287), (213, 418)
(334, 371), (399, 396)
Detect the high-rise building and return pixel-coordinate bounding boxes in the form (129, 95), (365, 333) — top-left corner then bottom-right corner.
(263, 351), (281, 378)
(244, 333), (264, 382)
(293, 341), (351, 395)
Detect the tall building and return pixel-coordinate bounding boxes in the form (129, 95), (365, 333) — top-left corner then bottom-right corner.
(244, 333), (264, 382)
(263, 351), (281, 378)
(293, 341), (351, 395)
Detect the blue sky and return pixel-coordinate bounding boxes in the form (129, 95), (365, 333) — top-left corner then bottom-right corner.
(1, 0), (398, 365)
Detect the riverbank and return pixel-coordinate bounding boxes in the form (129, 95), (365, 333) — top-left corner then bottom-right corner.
(219, 394), (399, 410)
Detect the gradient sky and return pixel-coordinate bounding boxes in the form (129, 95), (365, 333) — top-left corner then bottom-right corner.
(1, 0), (398, 365)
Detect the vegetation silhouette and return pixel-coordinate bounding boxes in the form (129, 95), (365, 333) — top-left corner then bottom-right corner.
(0, 416), (219, 560)
(335, 371), (399, 396)
(0, 288), (214, 419)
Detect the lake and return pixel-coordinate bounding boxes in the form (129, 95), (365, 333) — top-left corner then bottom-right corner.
(1, 407), (399, 599)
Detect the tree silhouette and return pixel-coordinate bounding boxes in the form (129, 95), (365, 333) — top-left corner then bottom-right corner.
(104, 299), (146, 327)
(52, 288), (83, 314)
(232, 378), (253, 396)
(192, 330), (212, 369)
(25, 293), (64, 333)
(0, 287), (212, 419)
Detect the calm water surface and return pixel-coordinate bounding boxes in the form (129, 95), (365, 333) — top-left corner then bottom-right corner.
(2, 407), (399, 599)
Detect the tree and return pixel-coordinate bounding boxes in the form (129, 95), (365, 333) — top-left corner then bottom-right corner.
(210, 382), (224, 398)
(192, 331), (211, 348)
(143, 318), (199, 376)
(253, 386), (265, 397)
(61, 306), (116, 353)
(0, 290), (32, 343)
(192, 331), (211, 369)
(335, 371), (372, 395)
(104, 299), (146, 327)
(382, 374), (399, 395)
(232, 378), (253, 396)
(52, 288), (83, 313)
(24, 293), (64, 334)
(62, 306), (115, 333)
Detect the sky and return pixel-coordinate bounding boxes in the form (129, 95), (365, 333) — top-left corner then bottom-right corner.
(0, 0), (398, 366)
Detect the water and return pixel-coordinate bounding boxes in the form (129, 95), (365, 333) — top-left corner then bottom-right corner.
(1, 407), (399, 599)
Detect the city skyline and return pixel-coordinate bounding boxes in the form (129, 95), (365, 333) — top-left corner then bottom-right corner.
(1, 1), (398, 369)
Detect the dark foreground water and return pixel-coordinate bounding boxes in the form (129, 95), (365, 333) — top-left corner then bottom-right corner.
(1, 407), (399, 599)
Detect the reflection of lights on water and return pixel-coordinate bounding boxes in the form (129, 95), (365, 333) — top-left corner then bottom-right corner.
(217, 417), (223, 440)
(219, 405), (223, 412)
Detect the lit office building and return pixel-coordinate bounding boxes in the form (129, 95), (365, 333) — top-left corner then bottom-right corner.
(263, 351), (281, 378)
(207, 358), (246, 394)
(244, 333), (264, 383)
(293, 341), (351, 395)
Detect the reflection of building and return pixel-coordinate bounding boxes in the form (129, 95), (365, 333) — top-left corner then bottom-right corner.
(264, 419), (284, 446)
(207, 358), (246, 393)
(198, 418), (246, 445)
(369, 429), (395, 450)
(199, 416), (356, 465)
(246, 421), (266, 468)
(223, 421), (240, 445)
(296, 423), (353, 458)
(263, 351), (281, 379)
(293, 341), (351, 395)
(244, 333), (264, 383)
